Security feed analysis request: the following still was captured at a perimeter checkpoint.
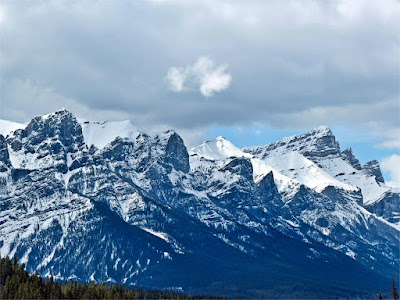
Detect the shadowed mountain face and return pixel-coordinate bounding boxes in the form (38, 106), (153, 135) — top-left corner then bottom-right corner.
(0, 109), (398, 298)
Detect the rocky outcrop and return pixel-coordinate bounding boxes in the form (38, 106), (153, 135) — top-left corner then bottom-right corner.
(242, 126), (341, 162)
(341, 148), (362, 170)
(364, 192), (400, 223)
(362, 160), (385, 183)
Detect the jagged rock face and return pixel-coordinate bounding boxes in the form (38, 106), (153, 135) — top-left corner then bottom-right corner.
(220, 157), (253, 181)
(362, 160), (385, 183)
(162, 131), (190, 173)
(242, 126), (395, 214)
(341, 148), (362, 170)
(6, 109), (85, 173)
(242, 126), (341, 162)
(364, 192), (400, 224)
(0, 135), (11, 172)
(0, 110), (398, 298)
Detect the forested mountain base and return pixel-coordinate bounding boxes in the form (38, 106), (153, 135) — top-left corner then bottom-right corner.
(1, 256), (399, 299)
(0, 256), (223, 300)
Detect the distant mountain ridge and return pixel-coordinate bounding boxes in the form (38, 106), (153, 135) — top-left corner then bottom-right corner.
(0, 109), (398, 298)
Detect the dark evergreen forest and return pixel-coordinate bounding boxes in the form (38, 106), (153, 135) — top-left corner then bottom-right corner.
(1, 255), (399, 299)
(0, 256), (224, 299)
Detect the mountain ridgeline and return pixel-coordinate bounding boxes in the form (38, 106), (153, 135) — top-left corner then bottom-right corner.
(0, 109), (398, 298)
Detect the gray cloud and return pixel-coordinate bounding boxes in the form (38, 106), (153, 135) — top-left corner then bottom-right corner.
(0, 0), (399, 148)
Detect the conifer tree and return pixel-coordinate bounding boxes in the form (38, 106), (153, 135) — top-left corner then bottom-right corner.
(0, 255), (224, 299)
(394, 279), (399, 300)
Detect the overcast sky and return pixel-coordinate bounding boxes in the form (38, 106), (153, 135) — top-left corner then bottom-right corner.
(0, 0), (399, 184)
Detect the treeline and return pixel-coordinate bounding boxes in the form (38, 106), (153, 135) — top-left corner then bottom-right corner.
(1, 255), (399, 300)
(0, 256), (223, 299)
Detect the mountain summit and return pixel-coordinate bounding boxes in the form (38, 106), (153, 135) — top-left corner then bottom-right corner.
(0, 109), (398, 298)
(242, 125), (341, 160)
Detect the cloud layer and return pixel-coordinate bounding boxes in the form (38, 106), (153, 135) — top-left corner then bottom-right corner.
(0, 0), (398, 158)
(167, 57), (231, 97)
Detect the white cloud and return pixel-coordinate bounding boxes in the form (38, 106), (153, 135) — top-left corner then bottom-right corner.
(166, 56), (231, 97)
(381, 154), (400, 187)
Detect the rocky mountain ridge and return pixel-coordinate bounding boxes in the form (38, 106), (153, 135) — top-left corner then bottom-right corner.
(0, 109), (398, 298)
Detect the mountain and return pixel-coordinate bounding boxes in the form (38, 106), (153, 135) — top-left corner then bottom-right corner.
(0, 109), (398, 298)
(242, 126), (400, 222)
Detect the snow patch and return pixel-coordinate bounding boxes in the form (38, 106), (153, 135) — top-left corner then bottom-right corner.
(263, 152), (357, 193)
(0, 119), (25, 137)
(80, 120), (147, 149)
(142, 228), (170, 242)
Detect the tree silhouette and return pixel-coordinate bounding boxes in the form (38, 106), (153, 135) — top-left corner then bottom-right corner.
(393, 279), (399, 300)
(0, 255), (224, 299)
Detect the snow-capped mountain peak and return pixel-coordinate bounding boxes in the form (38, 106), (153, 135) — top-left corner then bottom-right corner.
(242, 125), (341, 160)
(6, 109), (84, 171)
(262, 151), (358, 193)
(190, 136), (252, 161)
(309, 125), (333, 136)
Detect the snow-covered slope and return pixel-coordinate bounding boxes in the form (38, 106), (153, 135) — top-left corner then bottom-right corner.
(190, 137), (300, 199)
(80, 119), (147, 149)
(190, 137), (358, 197)
(262, 151), (357, 193)
(0, 119), (25, 137)
(243, 126), (397, 204)
(242, 126), (341, 160)
(315, 156), (391, 204)
(190, 136), (252, 161)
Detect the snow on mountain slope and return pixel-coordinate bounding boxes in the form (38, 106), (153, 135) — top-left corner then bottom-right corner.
(6, 109), (85, 170)
(243, 126), (398, 206)
(190, 136), (253, 161)
(80, 120), (147, 149)
(190, 137), (302, 199)
(250, 158), (301, 198)
(189, 133), (399, 272)
(263, 151), (357, 193)
(190, 137), (356, 198)
(242, 126), (341, 160)
(316, 156), (392, 205)
(0, 119), (25, 137)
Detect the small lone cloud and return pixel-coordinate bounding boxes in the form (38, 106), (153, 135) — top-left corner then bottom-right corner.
(166, 56), (231, 97)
